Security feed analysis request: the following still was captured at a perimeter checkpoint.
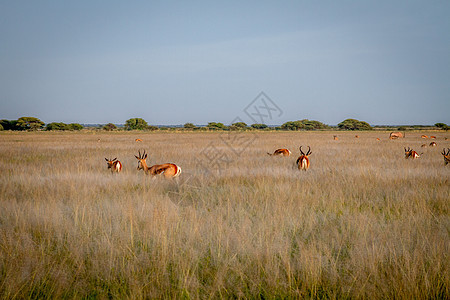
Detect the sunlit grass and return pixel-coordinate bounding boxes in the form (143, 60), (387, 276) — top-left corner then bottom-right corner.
(0, 130), (448, 298)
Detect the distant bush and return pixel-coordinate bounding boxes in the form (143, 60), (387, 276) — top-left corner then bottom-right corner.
(338, 119), (372, 130)
(0, 124), (3, 131)
(435, 123), (448, 130)
(147, 125), (159, 131)
(68, 123), (83, 131)
(207, 122), (227, 130)
(229, 122), (248, 130)
(16, 117), (45, 131)
(251, 123), (268, 129)
(281, 119), (329, 130)
(46, 122), (83, 131)
(184, 123), (197, 129)
(0, 119), (18, 130)
(125, 118), (148, 130)
(398, 126), (407, 131)
(103, 123), (117, 131)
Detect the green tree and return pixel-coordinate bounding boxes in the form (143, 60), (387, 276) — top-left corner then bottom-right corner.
(0, 119), (18, 130)
(16, 117), (45, 131)
(281, 119), (328, 131)
(103, 123), (117, 131)
(45, 122), (69, 130)
(251, 123), (268, 129)
(125, 118), (148, 130)
(435, 123), (448, 130)
(230, 122), (247, 130)
(68, 123), (83, 131)
(338, 119), (372, 130)
(0, 124), (3, 131)
(184, 123), (197, 129)
(207, 122), (227, 130)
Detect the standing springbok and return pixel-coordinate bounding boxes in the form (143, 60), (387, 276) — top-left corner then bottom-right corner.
(389, 132), (404, 139)
(404, 147), (421, 159)
(441, 148), (450, 165)
(296, 146), (312, 171)
(135, 150), (181, 179)
(430, 142), (437, 147)
(105, 158), (122, 173)
(267, 148), (291, 156)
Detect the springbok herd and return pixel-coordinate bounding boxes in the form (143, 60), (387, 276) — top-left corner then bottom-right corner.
(106, 133), (450, 177)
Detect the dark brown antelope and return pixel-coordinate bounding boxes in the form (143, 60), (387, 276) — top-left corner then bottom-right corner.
(404, 147), (420, 159)
(441, 148), (450, 165)
(105, 158), (122, 173)
(296, 146), (312, 171)
(267, 148), (291, 156)
(135, 150), (181, 179)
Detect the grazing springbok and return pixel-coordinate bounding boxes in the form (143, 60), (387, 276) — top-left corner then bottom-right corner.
(389, 132), (404, 139)
(355, 135), (359, 138)
(376, 138), (381, 141)
(421, 135), (428, 139)
(421, 144), (427, 148)
(296, 146), (312, 171)
(135, 138), (143, 142)
(404, 147), (420, 159)
(105, 158), (122, 173)
(441, 148), (450, 165)
(135, 150), (181, 179)
(430, 136), (436, 139)
(333, 135), (338, 141)
(267, 149), (291, 156)
(430, 142), (437, 147)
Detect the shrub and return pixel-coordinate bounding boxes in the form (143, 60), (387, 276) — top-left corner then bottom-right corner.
(281, 119), (328, 130)
(68, 123), (83, 131)
(125, 118), (148, 130)
(229, 122), (248, 131)
(207, 122), (227, 130)
(338, 119), (372, 130)
(0, 119), (18, 130)
(46, 122), (69, 131)
(184, 123), (197, 129)
(251, 123), (268, 129)
(0, 124), (3, 131)
(16, 117), (45, 131)
(103, 123), (117, 131)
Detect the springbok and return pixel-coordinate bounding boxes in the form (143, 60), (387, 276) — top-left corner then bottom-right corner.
(430, 136), (436, 139)
(135, 138), (143, 142)
(105, 158), (122, 173)
(135, 150), (181, 179)
(389, 132), (404, 139)
(333, 135), (338, 141)
(421, 135), (428, 139)
(267, 149), (291, 156)
(421, 144), (427, 148)
(429, 142), (437, 147)
(376, 138), (381, 141)
(404, 147), (421, 159)
(355, 135), (359, 138)
(441, 148), (450, 165)
(296, 146), (312, 171)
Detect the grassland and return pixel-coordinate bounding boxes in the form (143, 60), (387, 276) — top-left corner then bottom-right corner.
(0, 130), (448, 299)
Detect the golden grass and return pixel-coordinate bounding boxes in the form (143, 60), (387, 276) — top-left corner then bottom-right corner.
(0, 130), (448, 299)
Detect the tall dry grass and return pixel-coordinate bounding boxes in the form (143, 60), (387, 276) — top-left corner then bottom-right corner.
(0, 130), (448, 299)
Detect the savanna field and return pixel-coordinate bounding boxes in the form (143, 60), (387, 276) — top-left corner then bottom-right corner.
(0, 130), (448, 299)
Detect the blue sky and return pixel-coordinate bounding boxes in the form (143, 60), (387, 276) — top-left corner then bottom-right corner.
(1, 1), (449, 125)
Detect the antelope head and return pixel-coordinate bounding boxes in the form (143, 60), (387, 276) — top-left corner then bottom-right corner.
(105, 157), (118, 169)
(297, 146), (312, 171)
(135, 150), (148, 170)
(442, 148), (450, 165)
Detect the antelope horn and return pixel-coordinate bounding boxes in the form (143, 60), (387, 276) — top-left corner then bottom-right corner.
(306, 146), (312, 156)
(113, 157), (117, 161)
(299, 146), (304, 155)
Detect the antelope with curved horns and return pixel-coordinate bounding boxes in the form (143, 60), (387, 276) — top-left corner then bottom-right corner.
(404, 147), (421, 159)
(267, 148), (291, 156)
(429, 141), (437, 147)
(135, 150), (181, 179)
(105, 157), (122, 173)
(441, 148), (450, 165)
(296, 146), (312, 171)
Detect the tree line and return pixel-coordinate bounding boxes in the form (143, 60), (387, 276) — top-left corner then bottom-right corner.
(0, 117), (447, 132)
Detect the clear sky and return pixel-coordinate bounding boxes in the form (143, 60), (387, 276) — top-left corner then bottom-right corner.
(1, 1), (449, 125)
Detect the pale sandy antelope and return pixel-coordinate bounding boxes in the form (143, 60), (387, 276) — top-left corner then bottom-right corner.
(267, 148), (291, 156)
(441, 148), (450, 165)
(105, 157), (122, 173)
(421, 135), (428, 139)
(429, 141), (437, 147)
(135, 150), (181, 179)
(333, 135), (338, 141)
(404, 147), (421, 159)
(296, 146), (312, 171)
(135, 138), (143, 142)
(389, 132), (404, 139)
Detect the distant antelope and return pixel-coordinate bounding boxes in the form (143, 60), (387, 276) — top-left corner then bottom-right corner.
(441, 148), (450, 165)
(296, 146), (312, 171)
(135, 138), (143, 142)
(376, 138), (380, 141)
(445, 137), (448, 141)
(430, 136), (436, 139)
(421, 144), (427, 148)
(389, 132), (404, 139)
(404, 147), (420, 159)
(430, 142), (437, 147)
(333, 135), (338, 141)
(421, 135), (428, 139)
(105, 157), (122, 173)
(355, 135), (359, 138)
(267, 148), (291, 156)
(135, 150), (181, 179)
